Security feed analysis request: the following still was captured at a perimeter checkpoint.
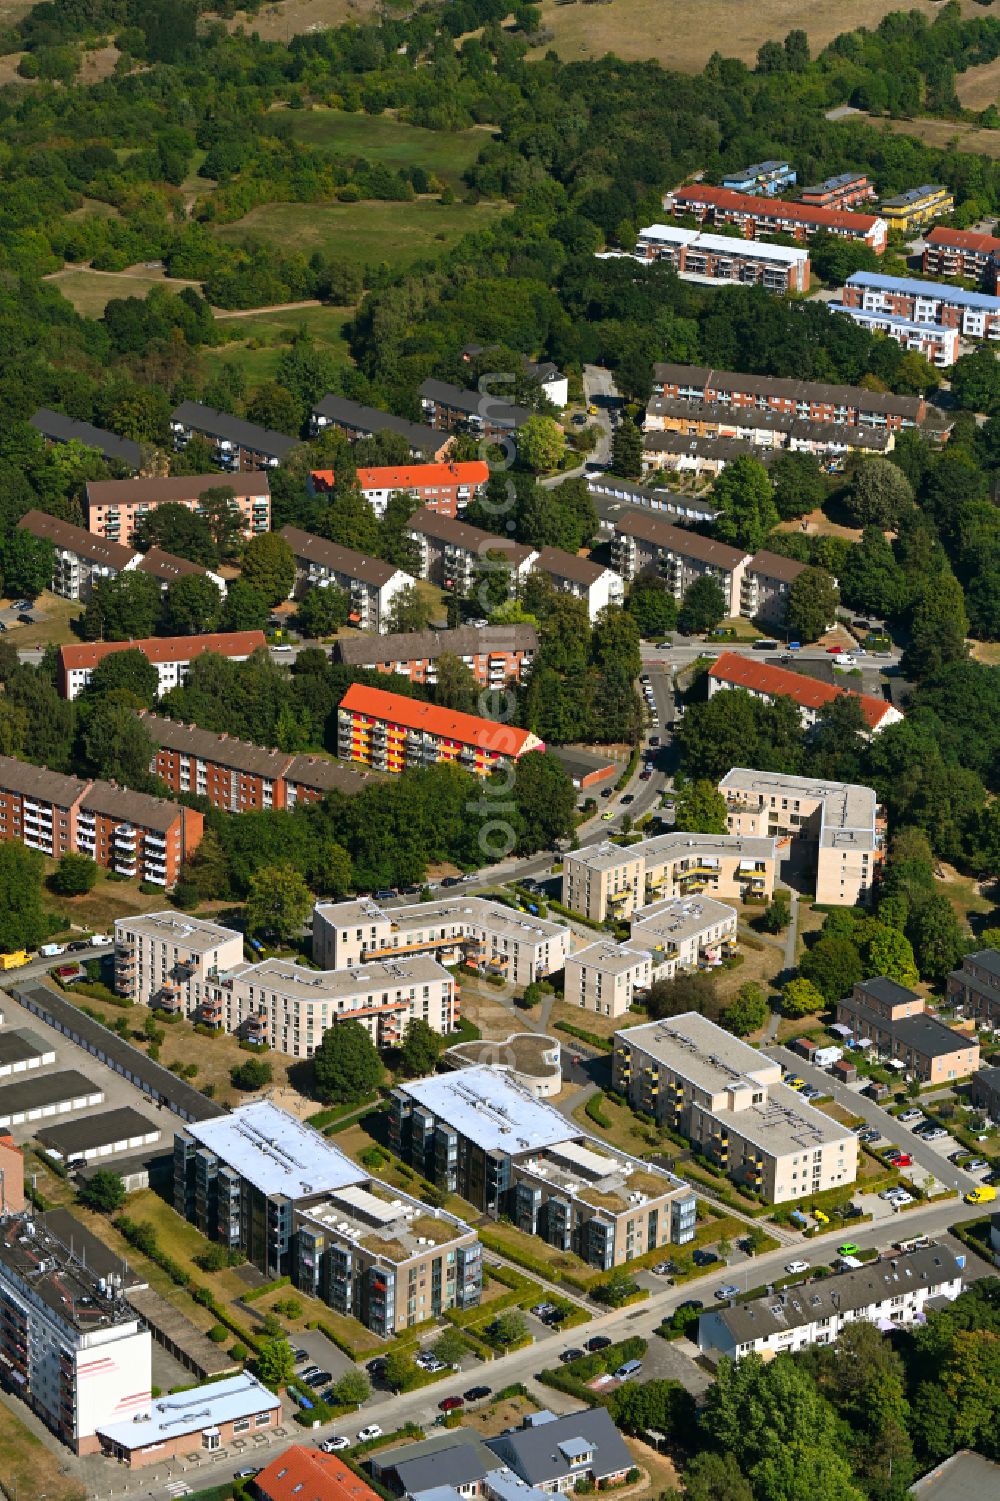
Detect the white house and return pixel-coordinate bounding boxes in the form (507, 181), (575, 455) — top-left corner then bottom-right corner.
(532, 546), (624, 621)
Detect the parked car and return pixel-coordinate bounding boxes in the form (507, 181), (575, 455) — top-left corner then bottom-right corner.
(966, 1185), (997, 1205)
(621, 794), (635, 805)
(321, 1437), (351, 1453)
(784, 1076), (806, 1091)
(714, 1284), (740, 1301)
(293, 1348), (309, 1363)
(887, 1152), (912, 1168)
(918, 1127), (948, 1143)
(652, 1262), (676, 1275)
(785, 1260), (810, 1275)
(860, 1129), (881, 1144)
(965, 1158), (988, 1171)
(800, 1085), (821, 1101)
(374, 888), (396, 900)
(601, 811), (614, 821)
(837, 1242), (861, 1257)
(899, 1109), (923, 1125)
(586, 1336), (612, 1352)
(306, 1370), (332, 1388)
(560, 1348), (585, 1364)
(439, 1396), (464, 1412)
(692, 1249), (717, 1267)
(235, 1468), (260, 1479)
(358, 1425), (383, 1443)
(464, 1386), (492, 1401)
(531, 1302), (556, 1318)
(301, 1366), (321, 1381)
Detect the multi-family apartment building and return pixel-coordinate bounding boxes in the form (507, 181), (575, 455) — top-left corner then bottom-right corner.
(922, 224), (1000, 291)
(563, 895), (737, 1017)
(722, 160), (797, 196)
(419, 379), (531, 440)
(174, 1101), (482, 1335)
(0, 758), (90, 860)
(0, 1210), (151, 1453)
(312, 895), (569, 987)
(719, 768), (884, 906)
(708, 652), (903, 732)
(311, 461), (489, 520)
(561, 831), (775, 923)
(278, 525), (413, 633)
(406, 507), (538, 594)
(946, 948), (1000, 1028)
(129, 547), (227, 597)
(140, 712), (378, 811)
(337, 682), (544, 776)
(798, 173), (876, 211)
(651, 362), (926, 431)
(643, 430), (757, 477)
(840, 270), (1000, 342)
(308, 394), (452, 459)
(169, 402), (298, 471)
(836, 978), (980, 1083)
(831, 300), (959, 366)
(697, 1244), (963, 1363)
(643, 395), (895, 464)
(613, 1013), (858, 1202)
(29, 408), (143, 472)
(739, 550), (808, 623)
(333, 624), (538, 689)
(664, 184), (888, 253)
(58, 631), (267, 700)
(610, 512), (748, 611)
(634, 224), (811, 292)
(532, 545), (624, 620)
(878, 184), (954, 232)
(389, 1065), (697, 1266)
(86, 472), (271, 545)
(114, 912), (245, 1020)
(17, 510), (133, 601)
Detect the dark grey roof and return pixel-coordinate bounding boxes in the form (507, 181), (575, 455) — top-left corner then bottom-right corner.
(486, 1409), (632, 1487)
(17, 509), (136, 569)
(170, 402), (298, 460)
(80, 780), (184, 835)
(310, 395), (444, 455)
(30, 409), (142, 470)
(141, 712), (294, 779)
(334, 624), (538, 667)
(973, 1065), (1000, 1093)
(279, 525), (401, 588)
(0, 1028), (53, 1067)
(651, 362), (924, 420)
(37, 1208), (147, 1291)
(909, 1450), (1000, 1500)
(844, 994), (976, 1060)
(407, 506), (537, 564)
(551, 745), (617, 783)
(0, 1069), (99, 1115)
(643, 431), (774, 465)
(961, 949), (1000, 979)
(856, 976), (920, 1008)
(533, 545), (608, 587)
(419, 379), (531, 428)
(747, 549), (807, 584)
(373, 1431), (503, 1491)
(587, 475), (719, 523)
(37, 1106), (160, 1155)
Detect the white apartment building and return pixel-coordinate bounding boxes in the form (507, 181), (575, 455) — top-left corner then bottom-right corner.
(697, 1244), (963, 1363)
(561, 832), (776, 924)
(531, 546), (624, 621)
(613, 1012), (858, 1203)
(719, 768), (885, 906)
(114, 913), (245, 1020)
(312, 896), (569, 988)
(279, 525), (414, 633)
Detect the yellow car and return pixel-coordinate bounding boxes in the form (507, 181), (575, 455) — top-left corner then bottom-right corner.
(587, 404), (598, 415)
(812, 1208), (830, 1225)
(785, 1076), (806, 1091)
(964, 1184), (997, 1205)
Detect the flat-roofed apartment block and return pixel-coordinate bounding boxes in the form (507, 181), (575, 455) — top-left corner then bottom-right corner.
(830, 302), (959, 368)
(722, 160), (796, 196)
(114, 912), (245, 1021)
(174, 1101), (481, 1335)
(532, 545), (624, 621)
(651, 362), (925, 433)
(634, 224), (810, 292)
(0, 1211), (151, 1453)
(389, 1065), (696, 1267)
(0, 757), (90, 858)
(77, 783), (203, 886)
(30, 408), (143, 472)
(58, 631), (267, 701)
(946, 948), (1000, 1028)
(279, 525), (412, 633)
(878, 184), (954, 232)
(309, 393), (453, 459)
(708, 652), (903, 734)
(836, 977), (980, 1084)
(17, 510), (135, 602)
(419, 379), (532, 441)
(923, 225), (1000, 291)
(334, 624), (538, 689)
(169, 401), (298, 472)
(313, 895), (568, 987)
(338, 682), (544, 777)
(86, 472), (271, 545)
(613, 1013), (858, 1202)
(719, 768), (884, 906)
(563, 941), (653, 1019)
(202, 951), (457, 1055)
(561, 832), (775, 924)
(740, 550), (808, 624)
(664, 184), (888, 253)
(610, 511), (748, 611)
(311, 461), (489, 520)
(406, 506), (538, 593)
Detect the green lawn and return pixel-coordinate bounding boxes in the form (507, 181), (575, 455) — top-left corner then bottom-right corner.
(206, 302), (355, 383)
(282, 108), (494, 187)
(214, 197), (508, 270)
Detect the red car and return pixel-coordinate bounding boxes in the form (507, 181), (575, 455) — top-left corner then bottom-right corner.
(826, 645), (844, 654)
(887, 1151), (912, 1167)
(439, 1396), (464, 1412)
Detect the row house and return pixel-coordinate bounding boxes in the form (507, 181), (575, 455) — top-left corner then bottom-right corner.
(830, 302), (959, 367)
(643, 424), (857, 476)
(532, 545), (623, 621)
(406, 506), (537, 594)
(169, 401), (298, 471)
(279, 525), (413, 633)
(878, 184), (954, 232)
(18, 511), (225, 602)
(722, 159), (796, 196)
(947, 949), (1000, 1029)
(644, 395), (894, 459)
(58, 631), (267, 701)
(665, 184), (888, 253)
(140, 712), (380, 811)
(310, 460), (489, 520)
(634, 224), (810, 293)
(337, 682), (544, 777)
(720, 768), (884, 907)
(86, 472), (271, 545)
(334, 623), (538, 688)
(29, 408), (142, 473)
(308, 393), (452, 459)
(836, 977), (980, 1084)
(708, 652), (903, 733)
(840, 269), (1000, 342)
(798, 172), (877, 211)
(561, 831), (776, 924)
(586, 474), (720, 530)
(419, 379), (532, 441)
(651, 361), (926, 431)
(922, 224), (1000, 292)
(610, 511), (748, 612)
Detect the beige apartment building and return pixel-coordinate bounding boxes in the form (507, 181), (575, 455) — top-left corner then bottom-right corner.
(563, 941), (653, 1019)
(719, 769), (884, 906)
(836, 977), (980, 1084)
(561, 832), (775, 923)
(114, 913), (245, 1021)
(613, 1013), (858, 1203)
(312, 896), (569, 988)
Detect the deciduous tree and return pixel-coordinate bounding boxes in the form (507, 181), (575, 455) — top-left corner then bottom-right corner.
(313, 1019), (385, 1104)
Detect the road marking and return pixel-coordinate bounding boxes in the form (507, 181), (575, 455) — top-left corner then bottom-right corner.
(164, 1483), (192, 1497)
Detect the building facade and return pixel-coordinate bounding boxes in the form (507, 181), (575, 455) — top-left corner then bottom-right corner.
(836, 978), (980, 1083)
(798, 173), (876, 211)
(878, 185), (954, 232)
(333, 624), (538, 689)
(708, 652), (903, 733)
(114, 912), (245, 1020)
(97, 1373), (280, 1468)
(664, 184), (888, 253)
(311, 461), (489, 520)
(740, 550), (807, 623)
(58, 631), (267, 701)
(840, 270), (1000, 342)
(651, 361), (925, 432)
(308, 395), (452, 459)
(722, 160), (797, 196)
(922, 225), (1000, 290)
(337, 682), (544, 777)
(643, 395), (894, 464)
(279, 525), (413, 633)
(561, 831), (775, 924)
(406, 507), (537, 593)
(169, 402), (298, 471)
(86, 473), (271, 544)
(830, 301), (959, 366)
(946, 948), (1000, 1029)
(419, 380), (531, 440)
(18, 510), (135, 602)
(532, 546), (624, 620)
(634, 224), (810, 293)
(610, 511), (748, 609)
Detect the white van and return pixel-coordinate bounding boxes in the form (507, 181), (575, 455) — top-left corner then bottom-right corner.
(614, 1359), (643, 1381)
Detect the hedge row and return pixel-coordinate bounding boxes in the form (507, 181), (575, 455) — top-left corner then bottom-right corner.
(537, 1336), (647, 1407)
(242, 1275), (291, 1304)
(554, 1020), (613, 1052)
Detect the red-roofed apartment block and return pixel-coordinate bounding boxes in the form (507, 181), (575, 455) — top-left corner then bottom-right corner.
(708, 651), (902, 734)
(337, 682), (544, 776)
(311, 461), (489, 519)
(666, 184), (887, 253)
(58, 631), (267, 700)
(254, 1446), (385, 1501)
(923, 224), (1000, 292)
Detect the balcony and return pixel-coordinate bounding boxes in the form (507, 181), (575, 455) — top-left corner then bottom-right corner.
(114, 824), (137, 847)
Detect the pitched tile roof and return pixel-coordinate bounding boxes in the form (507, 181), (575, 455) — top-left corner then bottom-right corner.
(708, 650), (895, 731)
(86, 472), (271, 507)
(255, 1447), (384, 1501)
(613, 511), (747, 569)
(60, 632), (266, 675)
(746, 549), (808, 584)
(279, 526), (402, 588)
(17, 509), (135, 570)
(311, 461), (489, 492)
(339, 682), (542, 757)
(406, 506), (537, 564)
(533, 545), (609, 586)
(671, 182), (883, 234)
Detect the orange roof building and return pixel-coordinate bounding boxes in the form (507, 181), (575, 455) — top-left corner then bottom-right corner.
(58, 631), (267, 700)
(708, 650), (902, 734)
(668, 184), (887, 252)
(311, 460), (489, 520)
(337, 682), (544, 776)
(255, 1446), (384, 1501)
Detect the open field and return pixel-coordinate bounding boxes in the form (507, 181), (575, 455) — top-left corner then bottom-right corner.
(214, 197), (508, 269)
(207, 302), (354, 383)
(45, 265), (202, 317)
(2, 590), (81, 648)
(531, 0), (977, 72)
(282, 107), (493, 188)
(970, 641), (1000, 665)
(46, 863), (185, 933)
(858, 111), (1000, 160)
(957, 56), (1000, 111)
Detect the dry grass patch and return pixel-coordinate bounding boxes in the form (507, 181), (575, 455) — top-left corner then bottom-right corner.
(209, 0), (381, 41)
(464, 1394), (540, 1436)
(2, 590), (81, 648)
(45, 265), (202, 318)
(624, 1439), (680, 1498)
(0, 1404), (86, 1501)
(775, 508), (862, 541)
(957, 55), (1000, 110)
(857, 112), (1000, 160)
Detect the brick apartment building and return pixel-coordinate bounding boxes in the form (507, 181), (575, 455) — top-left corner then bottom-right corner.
(406, 506), (538, 593)
(169, 401), (298, 471)
(308, 394), (452, 458)
(664, 183), (888, 252)
(30, 408), (143, 472)
(86, 472), (271, 544)
(337, 682), (544, 776)
(946, 949), (1000, 1028)
(310, 460), (489, 520)
(798, 172), (876, 210)
(634, 224), (811, 292)
(923, 224), (1000, 291)
(610, 511), (748, 611)
(419, 379), (532, 440)
(708, 652), (903, 732)
(836, 977), (980, 1083)
(644, 395), (894, 456)
(651, 362), (926, 431)
(279, 525), (413, 633)
(58, 631), (267, 700)
(839, 270), (1000, 341)
(333, 623), (538, 688)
